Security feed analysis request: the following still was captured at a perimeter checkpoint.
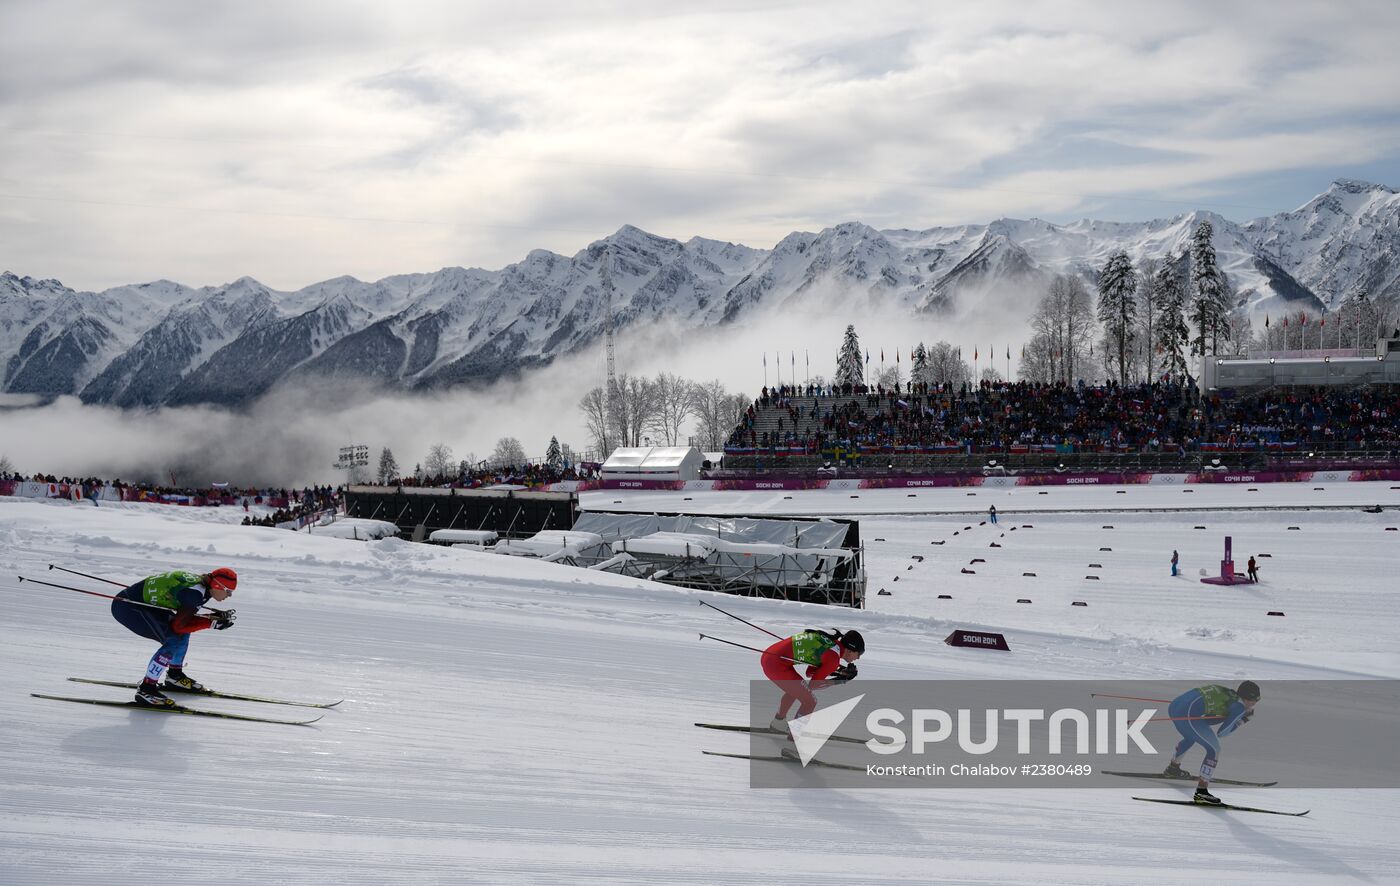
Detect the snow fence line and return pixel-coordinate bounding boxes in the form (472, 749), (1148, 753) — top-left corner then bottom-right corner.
(570, 468), (1400, 492)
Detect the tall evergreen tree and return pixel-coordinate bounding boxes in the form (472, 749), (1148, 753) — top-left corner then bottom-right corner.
(1154, 262), (1190, 382)
(546, 436), (563, 468)
(1096, 250), (1138, 386)
(910, 342), (929, 386)
(376, 447), (399, 484)
(1190, 221), (1229, 356)
(834, 325), (864, 387)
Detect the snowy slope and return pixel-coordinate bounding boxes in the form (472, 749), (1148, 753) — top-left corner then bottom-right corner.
(1, 486), (1397, 884)
(1243, 179), (1400, 309)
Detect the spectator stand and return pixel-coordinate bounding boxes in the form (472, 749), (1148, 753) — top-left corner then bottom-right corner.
(343, 484), (579, 541)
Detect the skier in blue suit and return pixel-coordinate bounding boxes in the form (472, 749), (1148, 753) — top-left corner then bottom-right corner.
(1162, 681), (1260, 804)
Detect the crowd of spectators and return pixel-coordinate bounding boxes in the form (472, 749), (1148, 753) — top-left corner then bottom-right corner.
(0, 470), (345, 518)
(240, 485), (342, 527)
(379, 461), (597, 490)
(727, 380), (1400, 455)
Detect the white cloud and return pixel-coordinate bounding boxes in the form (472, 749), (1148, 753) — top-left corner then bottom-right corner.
(2, 1), (1398, 291)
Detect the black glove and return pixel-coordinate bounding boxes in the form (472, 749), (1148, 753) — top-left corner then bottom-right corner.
(209, 609), (236, 630)
(1241, 710), (1254, 725)
(829, 663), (858, 684)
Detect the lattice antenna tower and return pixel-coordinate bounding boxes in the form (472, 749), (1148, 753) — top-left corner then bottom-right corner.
(600, 244), (619, 417)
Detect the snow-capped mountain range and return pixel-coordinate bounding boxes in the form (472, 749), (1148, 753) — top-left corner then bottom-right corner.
(3, 179), (1397, 408)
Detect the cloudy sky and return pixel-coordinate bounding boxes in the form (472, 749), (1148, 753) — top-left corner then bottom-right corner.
(3, 1), (1400, 482)
(4, 0), (1400, 293)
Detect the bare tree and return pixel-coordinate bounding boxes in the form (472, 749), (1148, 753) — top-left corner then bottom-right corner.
(1031, 275), (1094, 384)
(490, 436), (527, 469)
(1137, 257), (1158, 383)
(1018, 335), (1055, 383)
(873, 365), (903, 389)
(612, 373), (659, 447)
(1, 453), (17, 476)
(692, 380), (747, 450)
(1033, 274), (1097, 384)
(423, 443), (455, 478)
(924, 341), (971, 387)
(579, 386), (611, 456)
(1225, 310), (1253, 355)
(648, 372), (697, 445)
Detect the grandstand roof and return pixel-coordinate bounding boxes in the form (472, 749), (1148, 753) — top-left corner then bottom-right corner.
(602, 447), (703, 478)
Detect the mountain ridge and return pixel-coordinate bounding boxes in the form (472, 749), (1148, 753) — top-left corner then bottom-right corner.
(3, 179), (1397, 407)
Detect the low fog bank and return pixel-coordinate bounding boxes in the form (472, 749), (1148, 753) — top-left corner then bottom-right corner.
(0, 298), (1026, 487)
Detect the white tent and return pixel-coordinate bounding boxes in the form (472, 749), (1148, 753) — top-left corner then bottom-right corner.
(601, 446), (704, 481)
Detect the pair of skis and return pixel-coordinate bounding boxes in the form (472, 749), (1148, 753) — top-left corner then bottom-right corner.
(699, 726), (1308, 815)
(696, 722), (871, 771)
(1105, 769), (1308, 816)
(32, 678), (342, 726)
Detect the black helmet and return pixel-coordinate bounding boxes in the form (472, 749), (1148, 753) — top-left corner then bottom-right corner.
(1237, 680), (1261, 701)
(841, 630), (865, 654)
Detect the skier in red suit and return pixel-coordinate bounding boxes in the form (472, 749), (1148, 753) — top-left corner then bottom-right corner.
(762, 628), (864, 732)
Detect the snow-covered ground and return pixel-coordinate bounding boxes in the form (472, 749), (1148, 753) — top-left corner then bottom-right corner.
(1, 484), (1397, 884)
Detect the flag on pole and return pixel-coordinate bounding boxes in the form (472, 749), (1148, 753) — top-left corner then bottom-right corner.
(1265, 315), (1270, 328)
(1006, 345), (1010, 359)
(790, 351), (795, 368)
(865, 350), (870, 364)
(896, 349), (900, 364)
(763, 352), (766, 366)
(974, 347), (978, 361)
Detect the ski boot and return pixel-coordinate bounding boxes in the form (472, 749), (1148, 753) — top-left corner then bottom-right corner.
(135, 680), (176, 707)
(779, 745), (801, 762)
(1162, 761), (1188, 779)
(1193, 787), (1224, 806)
(768, 716), (789, 734)
(164, 668), (205, 692)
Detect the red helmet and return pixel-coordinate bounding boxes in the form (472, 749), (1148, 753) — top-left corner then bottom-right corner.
(208, 567), (238, 591)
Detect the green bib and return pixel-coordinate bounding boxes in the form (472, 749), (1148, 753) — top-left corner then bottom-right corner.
(142, 570), (203, 609)
(1196, 684), (1238, 718)
(791, 630), (838, 666)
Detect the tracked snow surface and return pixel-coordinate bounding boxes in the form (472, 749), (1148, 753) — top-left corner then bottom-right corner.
(2, 481), (1397, 884)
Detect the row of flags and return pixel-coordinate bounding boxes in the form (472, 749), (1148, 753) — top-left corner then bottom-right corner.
(1264, 314), (1324, 328)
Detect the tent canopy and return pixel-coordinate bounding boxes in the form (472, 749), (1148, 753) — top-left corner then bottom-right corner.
(601, 446), (703, 479)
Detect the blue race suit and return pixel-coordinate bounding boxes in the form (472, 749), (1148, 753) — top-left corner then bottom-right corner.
(1169, 685), (1250, 782)
(112, 575), (210, 682)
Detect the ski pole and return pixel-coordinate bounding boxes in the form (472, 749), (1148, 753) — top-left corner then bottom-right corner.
(17, 576), (217, 614)
(48, 563), (125, 587)
(698, 600), (781, 639)
(698, 633), (805, 667)
(1090, 692), (1172, 704)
